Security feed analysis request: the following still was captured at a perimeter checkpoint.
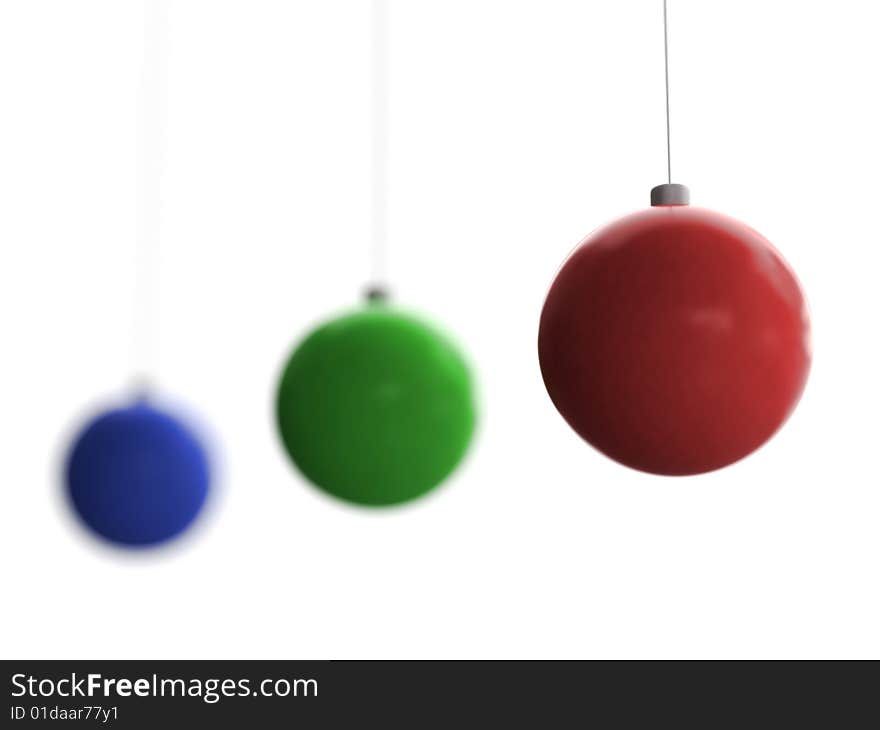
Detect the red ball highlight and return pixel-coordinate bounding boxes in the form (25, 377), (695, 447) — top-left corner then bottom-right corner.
(539, 204), (811, 476)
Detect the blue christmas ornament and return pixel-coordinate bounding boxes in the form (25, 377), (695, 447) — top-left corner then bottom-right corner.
(65, 401), (211, 547)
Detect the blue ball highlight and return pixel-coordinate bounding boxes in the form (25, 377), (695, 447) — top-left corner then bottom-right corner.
(65, 402), (211, 547)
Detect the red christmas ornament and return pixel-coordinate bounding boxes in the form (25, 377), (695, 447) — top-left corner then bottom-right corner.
(538, 185), (811, 476)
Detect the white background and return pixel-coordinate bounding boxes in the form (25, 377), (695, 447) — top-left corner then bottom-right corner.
(1, 0), (878, 659)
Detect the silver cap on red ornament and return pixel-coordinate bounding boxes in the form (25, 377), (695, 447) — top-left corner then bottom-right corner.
(651, 183), (690, 206)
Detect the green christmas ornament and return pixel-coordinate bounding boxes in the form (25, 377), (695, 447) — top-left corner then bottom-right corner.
(275, 300), (477, 506)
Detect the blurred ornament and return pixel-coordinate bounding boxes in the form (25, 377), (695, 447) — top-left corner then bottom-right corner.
(63, 0), (214, 545)
(274, 1), (477, 506)
(66, 401), (210, 546)
(539, 185), (811, 475)
(276, 297), (476, 506)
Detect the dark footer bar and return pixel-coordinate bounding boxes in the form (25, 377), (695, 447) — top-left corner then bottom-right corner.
(3, 660), (877, 727)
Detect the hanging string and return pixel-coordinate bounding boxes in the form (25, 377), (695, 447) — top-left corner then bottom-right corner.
(133, 0), (167, 392)
(662, 0), (672, 184)
(368, 0), (389, 299)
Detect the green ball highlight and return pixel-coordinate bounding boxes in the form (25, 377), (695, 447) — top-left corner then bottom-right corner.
(276, 305), (477, 506)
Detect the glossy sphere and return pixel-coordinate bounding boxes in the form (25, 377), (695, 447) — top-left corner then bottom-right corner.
(66, 402), (211, 546)
(276, 306), (476, 506)
(539, 205), (811, 475)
